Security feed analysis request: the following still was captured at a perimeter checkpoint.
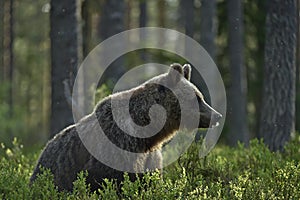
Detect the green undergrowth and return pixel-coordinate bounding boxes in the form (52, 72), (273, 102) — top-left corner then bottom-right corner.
(0, 135), (300, 200)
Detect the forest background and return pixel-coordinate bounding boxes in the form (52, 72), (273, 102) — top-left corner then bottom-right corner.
(0, 0), (299, 153)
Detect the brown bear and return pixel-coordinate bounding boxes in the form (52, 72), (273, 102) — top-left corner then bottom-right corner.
(30, 63), (222, 191)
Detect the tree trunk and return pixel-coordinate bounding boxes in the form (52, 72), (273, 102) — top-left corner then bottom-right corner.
(99, 0), (125, 41)
(125, 0), (132, 30)
(0, 0), (3, 82)
(98, 0), (125, 89)
(3, 0), (14, 117)
(82, 0), (92, 58)
(156, 0), (166, 50)
(296, 0), (300, 133)
(50, 0), (82, 138)
(194, 0), (218, 141)
(227, 0), (249, 146)
(181, 0), (194, 38)
(258, 0), (297, 151)
(198, 1), (217, 101)
(157, 0), (166, 28)
(139, 1), (147, 28)
(180, 0), (194, 66)
(200, 0), (216, 60)
(81, 0), (93, 112)
(139, 1), (147, 61)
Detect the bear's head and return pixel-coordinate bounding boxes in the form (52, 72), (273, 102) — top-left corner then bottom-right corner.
(135, 63), (222, 130)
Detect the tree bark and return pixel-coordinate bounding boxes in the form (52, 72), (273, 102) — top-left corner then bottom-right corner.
(139, 0), (147, 61)
(50, 0), (82, 138)
(258, 0), (297, 151)
(156, 0), (166, 49)
(180, 0), (194, 66)
(139, 1), (147, 28)
(81, 0), (92, 113)
(99, 0), (125, 41)
(296, 0), (300, 133)
(98, 0), (126, 89)
(82, 0), (92, 58)
(3, 0), (14, 117)
(125, 0), (131, 30)
(157, 0), (166, 28)
(200, 0), (217, 60)
(181, 0), (194, 38)
(227, 0), (249, 146)
(0, 0), (3, 82)
(194, 0), (218, 142)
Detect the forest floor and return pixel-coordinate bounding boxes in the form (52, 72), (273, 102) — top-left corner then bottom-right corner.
(0, 135), (300, 199)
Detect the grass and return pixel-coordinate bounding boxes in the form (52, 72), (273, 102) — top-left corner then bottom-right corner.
(0, 135), (299, 199)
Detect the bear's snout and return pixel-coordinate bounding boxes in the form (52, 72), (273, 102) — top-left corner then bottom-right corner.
(198, 99), (222, 128)
(210, 111), (222, 127)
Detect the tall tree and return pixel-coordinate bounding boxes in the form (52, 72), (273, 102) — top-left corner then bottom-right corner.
(99, 0), (125, 40)
(139, 0), (147, 61)
(157, 0), (166, 28)
(82, 0), (92, 58)
(125, 0), (132, 30)
(296, 0), (300, 133)
(0, 0), (3, 81)
(98, 0), (126, 88)
(139, 0), (147, 28)
(180, 0), (194, 38)
(81, 0), (93, 113)
(227, 0), (249, 145)
(50, 0), (82, 138)
(199, 0), (217, 101)
(156, 0), (166, 50)
(259, 0), (297, 151)
(2, 0), (14, 117)
(200, 0), (217, 59)
(194, 0), (218, 141)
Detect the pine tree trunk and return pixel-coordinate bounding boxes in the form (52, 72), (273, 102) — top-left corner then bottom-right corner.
(98, 0), (125, 88)
(3, 0), (14, 117)
(50, 0), (82, 138)
(181, 0), (194, 38)
(139, 1), (147, 28)
(125, 0), (131, 30)
(180, 0), (194, 63)
(200, 0), (216, 59)
(157, 0), (166, 28)
(156, 0), (166, 49)
(82, 0), (92, 58)
(0, 0), (3, 81)
(296, 0), (300, 133)
(81, 0), (93, 112)
(139, 1), (147, 61)
(259, 0), (297, 151)
(195, 0), (218, 141)
(227, 0), (249, 146)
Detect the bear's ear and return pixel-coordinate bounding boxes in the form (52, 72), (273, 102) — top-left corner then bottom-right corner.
(183, 64), (191, 81)
(168, 63), (183, 85)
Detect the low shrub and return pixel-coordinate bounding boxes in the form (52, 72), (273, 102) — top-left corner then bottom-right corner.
(0, 136), (299, 199)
